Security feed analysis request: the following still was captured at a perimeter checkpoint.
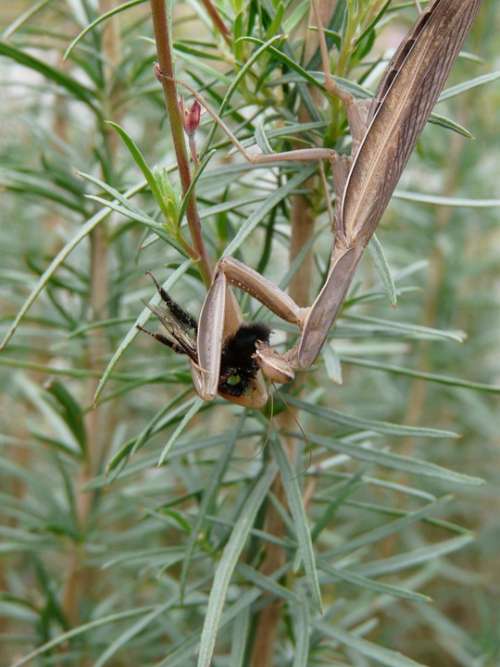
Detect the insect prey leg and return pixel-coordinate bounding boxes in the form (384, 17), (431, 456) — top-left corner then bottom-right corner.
(145, 272), (197, 331)
(136, 325), (186, 355)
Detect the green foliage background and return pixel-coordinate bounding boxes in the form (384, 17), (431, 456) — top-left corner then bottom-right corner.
(0, 1), (499, 665)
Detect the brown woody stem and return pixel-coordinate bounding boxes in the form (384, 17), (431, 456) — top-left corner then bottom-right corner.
(250, 4), (336, 665)
(62, 0), (118, 636)
(149, 0), (212, 286)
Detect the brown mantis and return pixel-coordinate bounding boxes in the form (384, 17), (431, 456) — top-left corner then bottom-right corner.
(145, 0), (482, 409)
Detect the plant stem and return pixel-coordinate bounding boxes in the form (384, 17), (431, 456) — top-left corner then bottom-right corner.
(250, 5), (336, 665)
(200, 0), (231, 46)
(61, 0), (118, 637)
(149, 0), (212, 286)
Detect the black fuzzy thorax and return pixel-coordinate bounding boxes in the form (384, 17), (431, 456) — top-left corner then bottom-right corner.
(218, 323), (271, 396)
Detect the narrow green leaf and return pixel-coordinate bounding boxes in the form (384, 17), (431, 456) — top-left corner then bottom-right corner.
(394, 190), (500, 207)
(106, 393), (191, 473)
(94, 602), (171, 667)
(78, 170), (162, 226)
(44, 379), (86, 453)
(64, 0), (147, 59)
(18, 376), (80, 455)
(320, 472), (436, 502)
(2, 0), (52, 40)
(312, 474), (363, 542)
(343, 314), (465, 343)
(10, 607), (157, 667)
(180, 419), (243, 599)
(316, 623), (427, 667)
(160, 582), (269, 667)
(343, 499), (467, 536)
(0, 181), (144, 351)
(323, 344), (343, 384)
(0, 357), (102, 380)
(86, 195), (184, 252)
(0, 168), (86, 214)
(230, 606), (251, 667)
(197, 465), (277, 667)
(107, 121), (171, 222)
(292, 589), (310, 667)
(254, 119), (274, 155)
(199, 195), (268, 218)
(319, 563), (431, 603)
(203, 34), (285, 151)
(369, 233), (397, 306)
(340, 355), (500, 395)
(238, 37), (324, 90)
(285, 396), (459, 439)
(427, 112), (473, 138)
(0, 41), (97, 112)
(438, 70), (500, 102)
(353, 0), (391, 48)
(271, 437), (322, 613)
(283, 0), (309, 34)
(327, 496), (452, 558)
(157, 398), (204, 466)
(310, 433), (485, 486)
(236, 562), (298, 604)
(357, 535), (474, 578)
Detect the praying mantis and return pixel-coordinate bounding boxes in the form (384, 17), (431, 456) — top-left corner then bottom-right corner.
(144, 0), (482, 409)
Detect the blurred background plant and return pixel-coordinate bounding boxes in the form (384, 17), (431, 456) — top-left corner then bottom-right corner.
(0, 1), (499, 666)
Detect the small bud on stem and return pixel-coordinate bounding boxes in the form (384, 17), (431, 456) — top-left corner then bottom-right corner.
(178, 97), (201, 165)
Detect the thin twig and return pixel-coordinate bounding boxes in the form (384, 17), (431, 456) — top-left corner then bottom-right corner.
(174, 77), (335, 165)
(312, 0), (334, 94)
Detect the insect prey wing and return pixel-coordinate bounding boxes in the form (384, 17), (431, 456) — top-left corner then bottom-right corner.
(144, 301), (197, 359)
(146, 272), (198, 331)
(339, 0), (482, 245)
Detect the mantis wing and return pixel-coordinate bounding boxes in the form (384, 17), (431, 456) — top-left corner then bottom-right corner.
(341, 0), (483, 245)
(298, 0), (482, 369)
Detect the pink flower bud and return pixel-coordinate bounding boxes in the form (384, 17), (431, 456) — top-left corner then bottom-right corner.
(181, 99), (201, 136)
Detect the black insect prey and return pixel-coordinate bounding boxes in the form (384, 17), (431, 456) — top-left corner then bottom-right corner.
(137, 273), (271, 397)
(218, 322), (271, 396)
